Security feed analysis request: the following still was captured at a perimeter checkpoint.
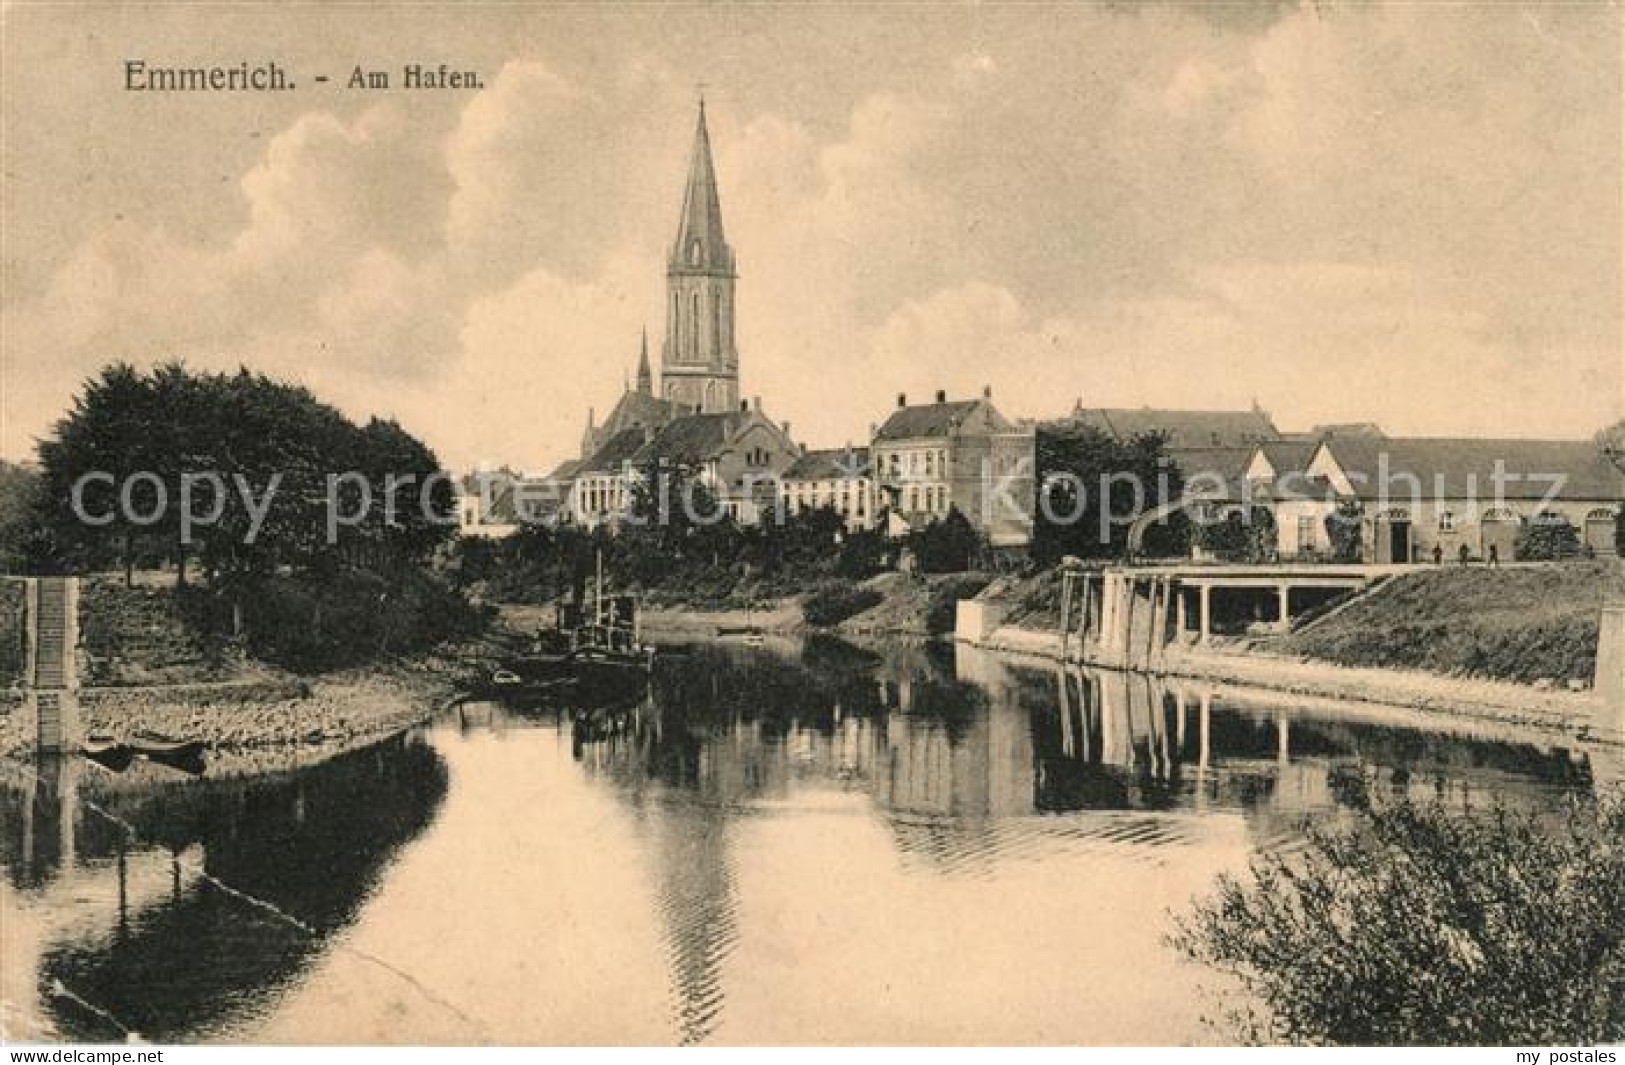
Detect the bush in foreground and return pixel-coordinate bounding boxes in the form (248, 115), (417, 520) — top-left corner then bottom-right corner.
(1171, 795), (1625, 1045)
(801, 581), (883, 628)
(1516, 515), (1583, 561)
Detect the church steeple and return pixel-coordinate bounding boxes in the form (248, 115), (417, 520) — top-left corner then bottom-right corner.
(636, 327), (653, 395)
(662, 99), (740, 415)
(670, 99), (734, 276)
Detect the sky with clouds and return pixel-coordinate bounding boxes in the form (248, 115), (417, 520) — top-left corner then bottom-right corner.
(3, 2), (1620, 472)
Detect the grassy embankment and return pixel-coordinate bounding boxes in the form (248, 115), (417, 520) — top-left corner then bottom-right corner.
(1268, 561), (1624, 687)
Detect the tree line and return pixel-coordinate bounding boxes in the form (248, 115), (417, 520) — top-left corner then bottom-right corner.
(7, 363), (477, 670)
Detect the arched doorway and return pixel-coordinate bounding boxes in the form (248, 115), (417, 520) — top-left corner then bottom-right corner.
(1374, 507), (1412, 564)
(1584, 506), (1620, 556)
(1480, 505), (1519, 562)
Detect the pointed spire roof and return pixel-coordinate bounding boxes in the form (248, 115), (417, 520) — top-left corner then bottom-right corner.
(670, 99), (734, 274)
(636, 327), (653, 394)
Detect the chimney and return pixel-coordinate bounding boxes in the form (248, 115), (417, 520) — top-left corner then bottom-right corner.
(781, 420), (791, 437)
(935, 389), (947, 404)
(895, 393), (906, 408)
(740, 399), (749, 412)
(869, 422), (877, 439)
(982, 384), (992, 399)
(753, 395), (762, 411)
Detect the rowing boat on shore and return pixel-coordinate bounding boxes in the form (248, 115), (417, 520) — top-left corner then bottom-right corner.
(81, 731), (205, 774)
(82, 734), (135, 772)
(130, 731), (207, 774)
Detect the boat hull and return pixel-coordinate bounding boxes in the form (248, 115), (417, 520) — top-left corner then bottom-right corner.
(82, 739), (135, 773)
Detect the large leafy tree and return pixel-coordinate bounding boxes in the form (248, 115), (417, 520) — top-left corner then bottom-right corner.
(624, 457), (730, 555)
(1595, 418), (1625, 463)
(1031, 425), (1181, 563)
(37, 363), (167, 582)
(0, 460), (45, 573)
(33, 362), (472, 670)
(36, 363), (457, 590)
(909, 506), (982, 573)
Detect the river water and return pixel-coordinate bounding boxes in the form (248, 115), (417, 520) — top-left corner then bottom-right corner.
(1, 637), (1614, 1045)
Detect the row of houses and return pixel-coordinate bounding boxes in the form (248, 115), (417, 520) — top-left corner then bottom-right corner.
(460, 387), (1038, 548)
(1033, 406), (1621, 562)
(462, 398), (1622, 563)
(1238, 434), (1623, 562)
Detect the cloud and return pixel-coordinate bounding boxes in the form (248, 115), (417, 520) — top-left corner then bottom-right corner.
(237, 104), (450, 270)
(445, 61), (601, 280)
(862, 261), (1622, 443)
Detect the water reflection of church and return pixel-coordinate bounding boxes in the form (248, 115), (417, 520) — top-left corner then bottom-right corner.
(566, 639), (1610, 1043)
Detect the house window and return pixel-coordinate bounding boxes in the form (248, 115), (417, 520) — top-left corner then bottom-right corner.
(1298, 515), (1316, 552)
(1438, 511), (1456, 532)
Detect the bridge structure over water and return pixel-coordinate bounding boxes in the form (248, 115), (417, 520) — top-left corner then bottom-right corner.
(1054, 562), (1417, 671)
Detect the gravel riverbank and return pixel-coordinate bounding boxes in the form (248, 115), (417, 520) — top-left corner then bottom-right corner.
(0, 664), (460, 764)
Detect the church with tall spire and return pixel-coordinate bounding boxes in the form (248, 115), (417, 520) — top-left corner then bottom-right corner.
(562, 99), (803, 528)
(661, 98), (739, 415)
(578, 99), (746, 459)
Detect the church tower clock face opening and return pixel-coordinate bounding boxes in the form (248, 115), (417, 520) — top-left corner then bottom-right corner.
(662, 99), (740, 416)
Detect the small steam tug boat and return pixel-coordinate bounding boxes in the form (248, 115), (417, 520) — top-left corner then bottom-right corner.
(483, 552), (655, 701)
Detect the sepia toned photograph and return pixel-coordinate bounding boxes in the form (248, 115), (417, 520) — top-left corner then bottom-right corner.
(1, 0), (1622, 1050)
